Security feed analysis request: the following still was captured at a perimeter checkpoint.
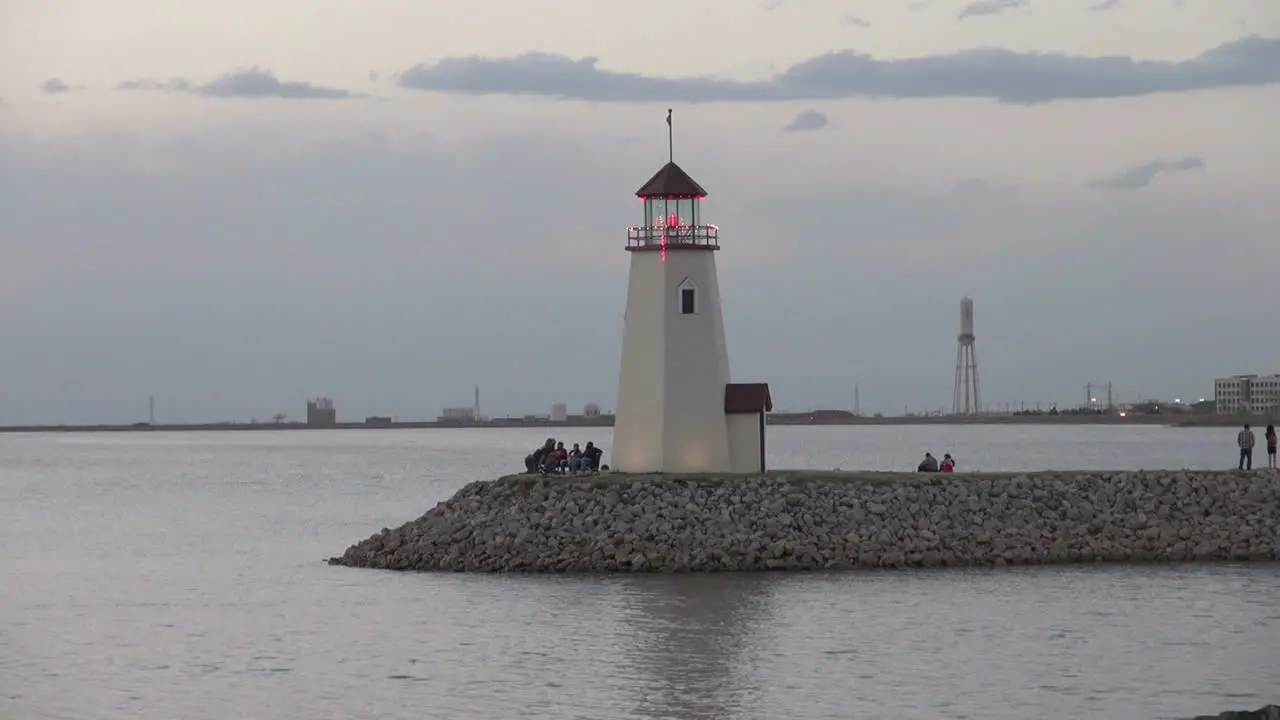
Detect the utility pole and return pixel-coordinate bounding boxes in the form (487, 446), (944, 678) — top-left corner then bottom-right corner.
(148, 395), (155, 425)
(854, 383), (860, 415)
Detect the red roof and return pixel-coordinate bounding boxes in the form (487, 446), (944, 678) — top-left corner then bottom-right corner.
(635, 161), (708, 198)
(725, 383), (773, 414)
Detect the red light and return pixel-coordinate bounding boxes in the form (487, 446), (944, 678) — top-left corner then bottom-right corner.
(661, 232), (666, 262)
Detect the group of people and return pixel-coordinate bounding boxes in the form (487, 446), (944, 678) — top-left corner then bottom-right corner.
(1236, 423), (1278, 470)
(916, 452), (956, 473)
(524, 438), (606, 475)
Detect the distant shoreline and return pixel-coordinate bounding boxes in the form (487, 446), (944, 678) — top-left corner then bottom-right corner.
(0, 412), (1269, 433)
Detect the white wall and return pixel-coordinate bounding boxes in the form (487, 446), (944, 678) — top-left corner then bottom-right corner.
(614, 249), (667, 471)
(614, 248), (733, 473)
(726, 412), (763, 473)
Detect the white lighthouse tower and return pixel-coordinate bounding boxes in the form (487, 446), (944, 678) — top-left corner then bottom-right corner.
(613, 110), (772, 474)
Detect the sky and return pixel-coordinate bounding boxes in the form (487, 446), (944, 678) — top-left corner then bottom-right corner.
(1, 0), (1278, 424)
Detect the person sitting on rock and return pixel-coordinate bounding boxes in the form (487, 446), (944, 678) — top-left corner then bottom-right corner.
(542, 441), (570, 474)
(917, 452), (939, 472)
(940, 453), (955, 472)
(567, 443), (585, 472)
(525, 438), (556, 473)
(582, 441), (604, 472)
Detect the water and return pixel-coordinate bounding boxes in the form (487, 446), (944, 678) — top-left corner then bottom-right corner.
(2, 425), (1277, 720)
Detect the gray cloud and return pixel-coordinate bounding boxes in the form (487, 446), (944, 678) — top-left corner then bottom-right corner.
(119, 67), (353, 99)
(784, 109), (829, 132)
(958, 0), (1028, 20)
(841, 14), (872, 28)
(761, 0), (786, 9)
(1089, 0), (1123, 10)
(1089, 157), (1205, 190)
(951, 177), (1018, 200)
(117, 78), (192, 92)
(43, 78), (75, 94)
(397, 35), (1280, 104)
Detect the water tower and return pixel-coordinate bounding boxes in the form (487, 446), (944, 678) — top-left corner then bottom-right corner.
(952, 296), (981, 415)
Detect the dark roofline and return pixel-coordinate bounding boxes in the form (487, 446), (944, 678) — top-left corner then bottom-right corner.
(725, 383), (773, 414)
(635, 161), (708, 198)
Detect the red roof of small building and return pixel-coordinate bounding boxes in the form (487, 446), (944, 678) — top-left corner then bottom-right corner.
(635, 161), (708, 198)
(725, 383), (773, 414)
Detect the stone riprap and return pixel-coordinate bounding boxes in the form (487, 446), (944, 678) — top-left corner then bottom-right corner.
(1193, 705), (1280, 720)
(328, 470), (1280, 572)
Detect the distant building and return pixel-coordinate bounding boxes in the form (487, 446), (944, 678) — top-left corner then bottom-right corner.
(438, 407), (477, 424)
(1215, 374), (1280, 415)
(364, 416), (393, 427)
(583, 402), (602, 417)
(1191, 399), (1216, 414)
(549, 403), (568, 423)
(1128, 400), (1183, 415)
(306, 398), (337, 427)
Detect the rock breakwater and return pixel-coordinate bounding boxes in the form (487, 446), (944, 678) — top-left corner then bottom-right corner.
(1192, 705), (1280, 720)
(328, 470), (1280, 572)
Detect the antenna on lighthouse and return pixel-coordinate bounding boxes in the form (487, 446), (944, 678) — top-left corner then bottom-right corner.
(666, 108), (673, 163)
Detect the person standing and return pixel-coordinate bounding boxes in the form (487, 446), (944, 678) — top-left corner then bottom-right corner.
(1266, 424), (1277, 468)
(1237, 424), (1256, 470)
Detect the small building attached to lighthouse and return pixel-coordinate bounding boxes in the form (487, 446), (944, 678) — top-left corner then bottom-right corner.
(613, 113), (772, 474)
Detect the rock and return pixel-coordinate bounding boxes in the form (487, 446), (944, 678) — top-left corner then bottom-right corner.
(327, 470), (1280, 574)
(1191, 704), (1280, 720)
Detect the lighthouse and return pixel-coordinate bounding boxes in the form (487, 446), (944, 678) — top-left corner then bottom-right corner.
(613, 110), (772, 474)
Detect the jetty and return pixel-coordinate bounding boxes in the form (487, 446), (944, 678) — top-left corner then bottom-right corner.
(329, 469), (1280, 573)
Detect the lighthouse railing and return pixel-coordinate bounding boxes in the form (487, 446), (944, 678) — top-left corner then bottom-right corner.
(625, 224), (719, 250)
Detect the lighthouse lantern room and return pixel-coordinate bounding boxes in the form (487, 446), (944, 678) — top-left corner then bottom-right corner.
(613, 110), (772, 474)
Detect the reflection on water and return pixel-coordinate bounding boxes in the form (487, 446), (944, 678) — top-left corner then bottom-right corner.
(617, 575), (773, 720)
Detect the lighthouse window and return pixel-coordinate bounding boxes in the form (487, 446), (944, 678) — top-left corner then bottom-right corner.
(680, 287), (697, 315)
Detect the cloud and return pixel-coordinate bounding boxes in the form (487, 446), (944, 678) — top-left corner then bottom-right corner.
(841, 14), (872, 28)
(42, 78), (76, 94)
(761, 0), (786, 9)
(1089, 156), (1204, 190)
(119, 67), (353, 99)
(397, 36), (1280, 104)
(951, 177), (1018, 201)
(1089, 0), (1123, 10)
(117, 78), (192, 92)
(784, 109), (829, 132)
(957, 0), (1028, 20)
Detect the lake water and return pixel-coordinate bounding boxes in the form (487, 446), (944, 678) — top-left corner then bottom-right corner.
(2, 425), (1277, 720)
